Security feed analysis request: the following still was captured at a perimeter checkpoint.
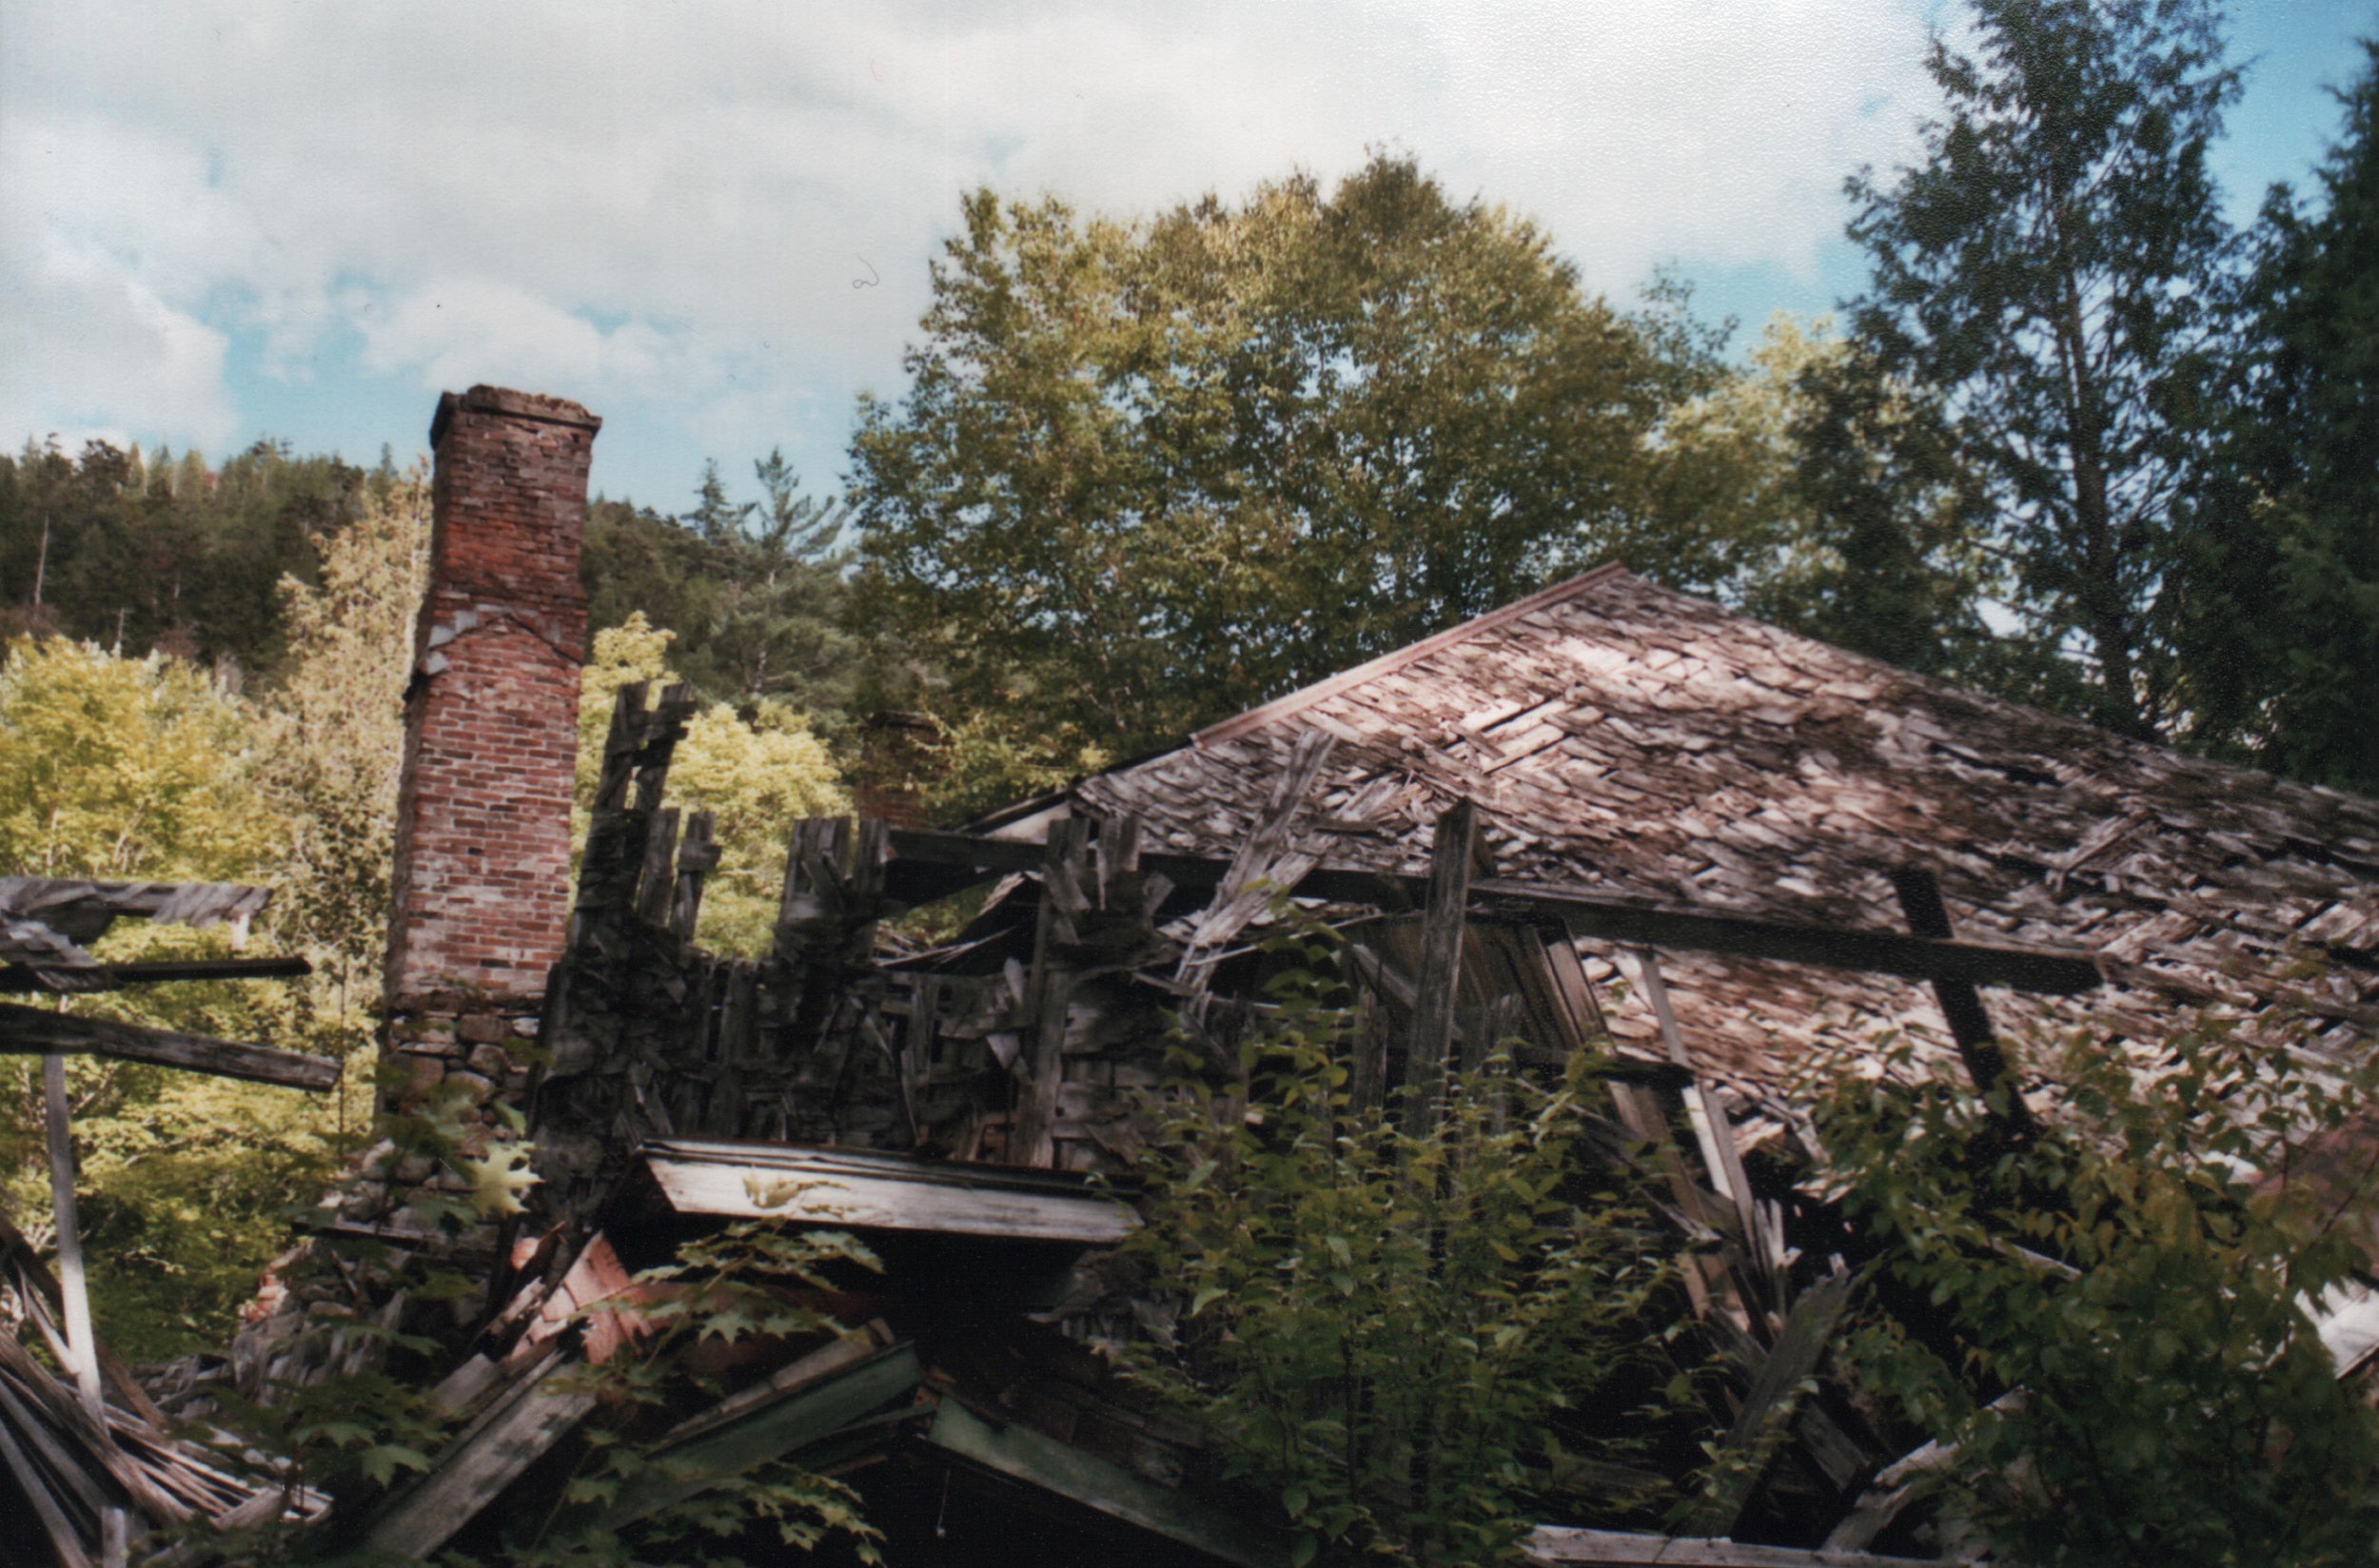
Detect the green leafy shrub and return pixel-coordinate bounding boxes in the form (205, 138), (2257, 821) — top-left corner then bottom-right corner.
(481, 1215), (885, 1567)
(1812, 1016), (2379, 1566)
(1124, 927), (1684, 1566)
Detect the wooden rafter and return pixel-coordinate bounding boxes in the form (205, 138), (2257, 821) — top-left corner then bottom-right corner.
(882, 828), (2104, 995)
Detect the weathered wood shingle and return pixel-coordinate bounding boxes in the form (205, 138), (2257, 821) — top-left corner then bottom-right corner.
(985, 566), (2379, 1116)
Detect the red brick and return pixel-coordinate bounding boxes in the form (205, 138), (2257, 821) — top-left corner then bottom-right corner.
(384, 384), (597, 1023)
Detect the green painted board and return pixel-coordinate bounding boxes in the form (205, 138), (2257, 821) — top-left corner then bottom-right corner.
(592, 1342), (922, 1532)
(924, 1398), (1290, 1568)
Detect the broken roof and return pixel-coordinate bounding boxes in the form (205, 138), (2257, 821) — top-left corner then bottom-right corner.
(980, 564), (2379, 1113)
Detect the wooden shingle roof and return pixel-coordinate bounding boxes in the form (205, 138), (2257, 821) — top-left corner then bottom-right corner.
(984, 565), (2379, 1117)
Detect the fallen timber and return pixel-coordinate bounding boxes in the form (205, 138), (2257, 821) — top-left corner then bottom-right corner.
(1525, 1527), (1957, 1567)
(882, 826), (2106, 996)
(0, 878), (324, 1566)
(0, 956), (314, 995)
(0, 1002), (341, 1092)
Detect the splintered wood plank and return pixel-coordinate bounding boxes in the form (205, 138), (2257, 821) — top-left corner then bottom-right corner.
(640, 1140), (1139, 1245)
(670, 811), (719, 939)
(0, 877), (272, 935)
(1179, 731), (1340, 977)
(1681, 1269), (1858, 1537)
(636, 807), (681, 926)
(1534, 931), (1608, 1048)
(1014, 817), (1091, 1166)
(0, 956), (311, 995)
(0, 1004), (338, 1091)
(588, 1338), (920, 1532)
(924, 1398), (1292, 1568)
(1632, 951), (1756, 1225)
(0, 1395), (93, 1568)
(361, 1352), (595, 1558)
(885, 832), (2105, 995)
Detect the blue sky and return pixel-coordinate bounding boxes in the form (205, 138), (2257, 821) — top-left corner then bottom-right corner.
(5, 1), (2373, 521)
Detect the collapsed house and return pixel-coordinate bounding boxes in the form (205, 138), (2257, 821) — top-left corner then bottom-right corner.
(9, 381), (2379, 1564)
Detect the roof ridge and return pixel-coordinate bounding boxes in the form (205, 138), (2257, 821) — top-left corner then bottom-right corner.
(1191, 562), (1633, 748)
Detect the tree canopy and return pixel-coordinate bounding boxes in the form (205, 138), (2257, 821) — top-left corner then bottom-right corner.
(574, 614), (847, 954)
(850, 154), (1736, 774)
(0, 438), (374, 684)
(582, 452), (864, 733)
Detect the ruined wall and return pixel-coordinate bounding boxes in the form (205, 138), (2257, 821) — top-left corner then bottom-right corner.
(382, 385), (599, 1117)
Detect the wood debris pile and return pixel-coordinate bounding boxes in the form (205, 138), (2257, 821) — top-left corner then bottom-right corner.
(0, 882), (329, 1568)
(0, 1225), (325, 1567)
(292, 675), (2125, 1564)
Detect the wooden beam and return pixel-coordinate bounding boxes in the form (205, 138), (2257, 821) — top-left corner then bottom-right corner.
(0, 1004), (340, 1091)
(40, 1054), (104, 1420)
(1406, 801), (1478, 1136)
(0, 957), (312, 995)
(360, 1353), (594, 1559)
(1892, 868), (2035, 1139)
(588, 1338), (921, 1532)
(0, 1393), (93, 1568)
(1525, 1527), (1952, 1567)
(639, 1139), (1140, 1245)
(0, 877), (270, 941)
(883, 829), (2103, 996)
(1013, 818), (1090, 1167)
(1681, 1270), (1858, 1536)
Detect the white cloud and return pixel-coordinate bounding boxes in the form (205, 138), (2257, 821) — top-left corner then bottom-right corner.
(2, 0), (1939, 478)
(0, 229), (236, 451)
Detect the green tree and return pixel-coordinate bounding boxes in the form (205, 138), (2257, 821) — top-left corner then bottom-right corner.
(576, 615), (847, 954)
(1660, 316), (2010, 684)
(582, 455), (863, 729)
(851, 153), (1728, 771)
(0, 438), (368, 681)
(703, 451), (861, 723)
(0, 636), (350, 1360)
(260, 461), (430, 990)
(1842, 0), (2242, 738)
(2171, 40), (2379, 792)
(1812, 1019), (2379, 1565)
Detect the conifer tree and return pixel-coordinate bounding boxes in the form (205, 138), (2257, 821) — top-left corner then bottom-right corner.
(2173, 41), (2379, 791)
(1843, 0), (2241, 738)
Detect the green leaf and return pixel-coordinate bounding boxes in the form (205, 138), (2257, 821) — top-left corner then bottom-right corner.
(358, 1443), (432, 1486)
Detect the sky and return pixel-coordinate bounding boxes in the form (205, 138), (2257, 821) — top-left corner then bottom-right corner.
(5, 1), (2374, 517)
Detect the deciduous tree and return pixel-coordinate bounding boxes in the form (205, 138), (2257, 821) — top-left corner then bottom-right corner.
(852, 154), (1731, 771)
(575, 615), (847, 954)
(1813, 1016), (2379, 1565)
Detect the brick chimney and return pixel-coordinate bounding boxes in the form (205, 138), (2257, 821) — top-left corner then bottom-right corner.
(382, 385), (599, 1116)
